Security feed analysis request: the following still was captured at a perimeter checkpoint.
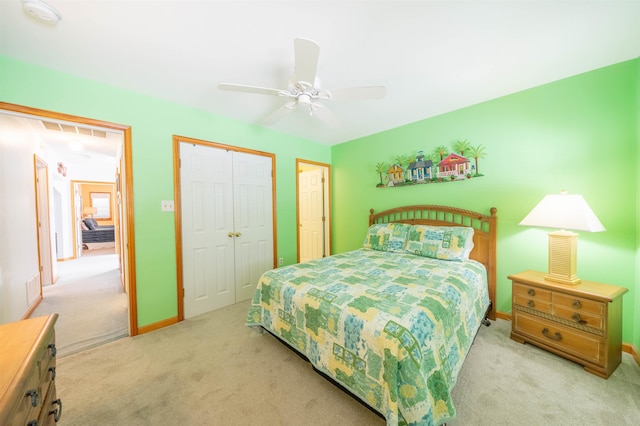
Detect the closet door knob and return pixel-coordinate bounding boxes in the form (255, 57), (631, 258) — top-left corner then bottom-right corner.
(228, 232), (234, 238)
(235, 232), (241, 237)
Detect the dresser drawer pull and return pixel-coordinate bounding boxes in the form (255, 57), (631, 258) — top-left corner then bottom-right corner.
(527, 300), (535, 307)
(572, 300), (581, 308)
(527, 289), (535, 296)
(27, 420), (38, 426)
(571, 313), (587, 324)
(49, 366), (57, 380)
(542, 328), (562, 341)
(25, 388), (40, 407)
(48, 343), (57, 357)
(49, 398), (63, 422)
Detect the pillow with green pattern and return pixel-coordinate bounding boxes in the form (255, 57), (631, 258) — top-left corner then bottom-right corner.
(362, 223), (412, 252)
(405, 225), (474, 261)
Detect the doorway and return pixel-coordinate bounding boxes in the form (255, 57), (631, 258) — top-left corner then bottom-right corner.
(296, 159), (331, 263)
(174, 135), (277, 321)
(0, 102), (139, 339)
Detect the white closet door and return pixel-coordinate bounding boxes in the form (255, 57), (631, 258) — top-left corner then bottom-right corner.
(299, 168), (325, 263)
(180, 143), (235, 318)
(232, 151), (274, 302)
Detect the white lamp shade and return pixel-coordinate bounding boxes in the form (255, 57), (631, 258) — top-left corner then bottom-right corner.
(519, 192), (605, 232)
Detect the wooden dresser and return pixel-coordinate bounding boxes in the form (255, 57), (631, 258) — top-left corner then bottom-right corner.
(0, 314), (62, 425)
(509, 270), (627, 379)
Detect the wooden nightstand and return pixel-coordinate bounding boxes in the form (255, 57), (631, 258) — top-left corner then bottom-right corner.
(509, 270), (627, 379)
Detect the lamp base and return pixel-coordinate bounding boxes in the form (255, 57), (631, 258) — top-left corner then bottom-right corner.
(546, 230), (581, 285)
(544, 273), (581, 285)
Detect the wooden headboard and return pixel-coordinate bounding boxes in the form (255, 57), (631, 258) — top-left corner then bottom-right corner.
(369, 205), (498, 321)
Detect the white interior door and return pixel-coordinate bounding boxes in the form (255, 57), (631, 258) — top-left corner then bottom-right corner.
(233, 151), (274, 302)
(299, 168), (326, 263)
(180, 143), (235, 318)
(35, 159), (53, 286)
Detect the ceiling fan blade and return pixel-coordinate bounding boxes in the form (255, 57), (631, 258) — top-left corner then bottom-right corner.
(323, 86), (387, 101)
(294, 38), (320, 86)
(310, 104), (340, 128)
(218, 83), (284, 97)
(262, 102), (296, 125)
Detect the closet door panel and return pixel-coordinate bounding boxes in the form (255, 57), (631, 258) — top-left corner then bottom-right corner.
(233, 152), (274, 302)
(180, 144), (235, 318)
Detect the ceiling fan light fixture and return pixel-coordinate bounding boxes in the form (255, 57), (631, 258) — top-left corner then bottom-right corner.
(22, 0), (62, 24)
(298, 94), (311, 105)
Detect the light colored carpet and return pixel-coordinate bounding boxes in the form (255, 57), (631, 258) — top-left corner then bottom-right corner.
(31, 251), (128, 357)
(56, 301), (640, 425)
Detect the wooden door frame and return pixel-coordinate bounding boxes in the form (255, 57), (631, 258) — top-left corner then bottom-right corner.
(0, 102), (140, 336)
(173, 135), (277, 322)
(296, 158), (331, 262)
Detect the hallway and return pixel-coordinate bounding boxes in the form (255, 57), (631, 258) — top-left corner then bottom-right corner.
(31, 249), (128, 357)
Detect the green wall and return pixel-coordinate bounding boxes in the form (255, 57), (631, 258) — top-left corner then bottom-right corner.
(635, 58), (640, 351)
(331, 59), (638, 346)
(0, 56), (331, 328)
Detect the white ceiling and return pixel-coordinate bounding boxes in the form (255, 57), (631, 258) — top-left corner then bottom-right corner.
(1, 0), (639, 146)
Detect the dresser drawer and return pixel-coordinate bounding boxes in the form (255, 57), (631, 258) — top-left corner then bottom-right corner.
(513, 295), (552, 314)
(513, 312), (605, 366)
(9, 367), (43, 426)
(554, 305), (604, 330)
(38, 381), (60, 426)
(513, 283), (552, 302)
(553, 293), (605, 316)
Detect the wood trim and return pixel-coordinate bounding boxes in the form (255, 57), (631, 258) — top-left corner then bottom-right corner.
(622, 343), (640, 367)
(172, 137), (183, 322)
(172, 135), (277, 323)
(137, 316), (179, 335)
(369, 205), (498, 321)
(0, 102), (138, 337)
(295, 158), (332, 263)
(123, 126), (137, 335)
(496, 311), (511, 321)
(21, 297), (42, 320)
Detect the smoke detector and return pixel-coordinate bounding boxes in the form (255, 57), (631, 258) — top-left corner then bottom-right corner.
(22, 0), (62, 24)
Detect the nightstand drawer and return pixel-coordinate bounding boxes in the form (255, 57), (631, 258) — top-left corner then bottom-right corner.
(553, 293), (604, 316)
(554, 305), (603, 330)
(514, 312), (604, 366)
(513, 295), (552, 314)
(513, 283), (551, 301)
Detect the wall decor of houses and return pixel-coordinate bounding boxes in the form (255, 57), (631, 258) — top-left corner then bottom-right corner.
(375, 140), (486, 187)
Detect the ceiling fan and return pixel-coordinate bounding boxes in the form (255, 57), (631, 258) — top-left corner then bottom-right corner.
(218, 38), (386, 127)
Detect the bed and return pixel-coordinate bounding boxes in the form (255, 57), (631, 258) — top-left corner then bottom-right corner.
(81, 218), (115, 247)
(246, 205), (497, 426)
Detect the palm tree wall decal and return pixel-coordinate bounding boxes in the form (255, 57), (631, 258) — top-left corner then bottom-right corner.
(375, 162), (387, 187)
(373, 140), (487, 187)
(468, 144), (487, 176)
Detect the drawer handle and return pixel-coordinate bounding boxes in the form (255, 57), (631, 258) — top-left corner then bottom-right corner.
(542, 328), (562, 341)
(27, 421), (38, 426)
(48, 343), (57, 357)
(527, 289), (535, 296)
(49, 366), (57, 380)
(527, 300), (535, 308)
(50, 398), (63, 422)
(572, 300), (581, 308)
(572, 313), (587, 324)
(26, 388), (40, 407)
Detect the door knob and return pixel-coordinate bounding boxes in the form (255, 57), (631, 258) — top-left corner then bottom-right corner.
(235, 232), (241, 237)
(228, 232), (234, 238)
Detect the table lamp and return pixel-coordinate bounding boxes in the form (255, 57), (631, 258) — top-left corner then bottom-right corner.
(519, 190), (605, 285)
(83, 206), (97, 218)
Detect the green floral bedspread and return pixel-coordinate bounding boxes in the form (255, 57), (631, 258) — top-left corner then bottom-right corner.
(246, 248), (489, 426)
